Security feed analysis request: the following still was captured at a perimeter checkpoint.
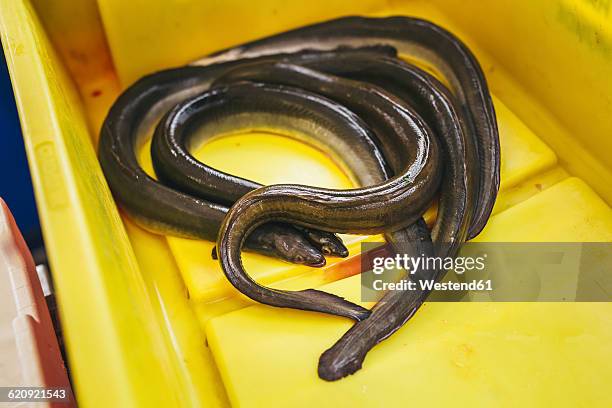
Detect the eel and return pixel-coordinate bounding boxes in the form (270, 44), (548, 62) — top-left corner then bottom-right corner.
(190, 17), (499, 379)
(210, 69), (441, 323)
(99, 16), (500, 380)
(213, 56), (480, 379)
(309, 56), (480, 380)
(152, 80), (402, 321)
(195, 15), (499, 239)
(99, 48), (397, 266)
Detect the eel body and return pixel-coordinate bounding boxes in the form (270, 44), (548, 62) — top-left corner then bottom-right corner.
(99, 16), (500, 381)
(196, 16), (500, 239)
(213, 56), (478, 379)
(154, 74), (441, 319)
(100, 49), (396, 265)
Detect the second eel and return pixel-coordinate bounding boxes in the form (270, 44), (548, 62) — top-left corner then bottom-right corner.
(215, 55), (480, 380)
(153, 71), (442, 319)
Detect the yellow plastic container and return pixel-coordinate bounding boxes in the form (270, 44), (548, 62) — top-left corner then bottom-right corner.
(1, 0), (611, 406)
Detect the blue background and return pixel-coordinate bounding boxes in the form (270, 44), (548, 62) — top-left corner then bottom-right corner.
(1, 47), (42, 248)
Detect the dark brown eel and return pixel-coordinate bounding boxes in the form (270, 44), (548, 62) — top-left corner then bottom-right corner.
(154, 73), (442, 320)
(212, 57), (479, 380)
(99, 49), (399, 267)
(98, 16), (499, 381)
(196, 16), (500, 239)
(152, 79), (405, 321)
(205, 17), (498, 380)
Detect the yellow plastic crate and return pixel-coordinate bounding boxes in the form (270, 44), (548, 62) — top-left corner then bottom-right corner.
(1, 0), (611, 406)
